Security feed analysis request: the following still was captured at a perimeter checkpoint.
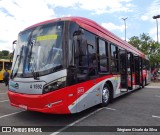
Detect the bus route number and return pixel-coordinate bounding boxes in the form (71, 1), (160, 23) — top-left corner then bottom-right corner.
(30, 84), (42, 89)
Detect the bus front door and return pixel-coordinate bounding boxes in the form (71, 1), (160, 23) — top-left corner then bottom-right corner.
(119, 49), (128, 92)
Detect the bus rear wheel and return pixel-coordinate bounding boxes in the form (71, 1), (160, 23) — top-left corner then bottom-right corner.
(101, 84), (111, 107)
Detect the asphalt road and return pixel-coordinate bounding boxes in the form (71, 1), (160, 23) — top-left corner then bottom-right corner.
(0, 82), (160, 135)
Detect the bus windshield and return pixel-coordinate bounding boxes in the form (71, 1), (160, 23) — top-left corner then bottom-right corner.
(4, 62), (12, 70)
(12, 21), (64, 78)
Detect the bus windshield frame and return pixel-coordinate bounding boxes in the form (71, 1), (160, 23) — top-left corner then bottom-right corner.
(11, 21), (65, 78)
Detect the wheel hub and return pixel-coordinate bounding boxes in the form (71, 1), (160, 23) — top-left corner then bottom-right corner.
(102, 88), (109, 103)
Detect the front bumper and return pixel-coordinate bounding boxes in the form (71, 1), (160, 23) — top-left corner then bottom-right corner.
(8, 90), (70, 114)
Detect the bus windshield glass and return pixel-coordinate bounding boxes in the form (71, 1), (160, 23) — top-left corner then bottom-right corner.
(4, 62), (12, 70)
(12, 21), (64, 78)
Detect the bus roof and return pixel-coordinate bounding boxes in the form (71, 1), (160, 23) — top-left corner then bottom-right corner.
(24, 16), (146, 58)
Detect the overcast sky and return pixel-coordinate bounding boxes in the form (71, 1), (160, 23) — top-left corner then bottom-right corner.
(0, 0), (160, 51)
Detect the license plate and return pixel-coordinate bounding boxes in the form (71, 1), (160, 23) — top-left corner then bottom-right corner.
(19, 105), (27, 110)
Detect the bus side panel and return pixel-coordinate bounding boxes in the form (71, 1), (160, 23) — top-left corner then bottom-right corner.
(0, 61), (4, 81)
(68, 75), (121, 113)
(8, 78), (103, 114)
(68, 79), (102, 113)
(9, 75), (126, 114)
(0, 70), (4, 81)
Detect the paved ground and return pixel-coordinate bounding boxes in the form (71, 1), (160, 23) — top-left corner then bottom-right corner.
(0, 82), (160, 135)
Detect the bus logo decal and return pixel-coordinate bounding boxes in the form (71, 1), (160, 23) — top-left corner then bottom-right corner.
(10, 82), (19, 89)
(15, 83), (19, 89)
(77, 87), (84, 94)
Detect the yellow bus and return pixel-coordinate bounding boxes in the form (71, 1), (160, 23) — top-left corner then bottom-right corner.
(0, 59), (12, 81)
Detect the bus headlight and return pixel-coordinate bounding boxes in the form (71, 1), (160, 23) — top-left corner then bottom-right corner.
(43, 77), (66, 94)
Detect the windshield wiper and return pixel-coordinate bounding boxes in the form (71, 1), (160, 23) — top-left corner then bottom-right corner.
(27, 40), (35, 70)
(27, 40), (40, 80)
(52, 64), (63, 72)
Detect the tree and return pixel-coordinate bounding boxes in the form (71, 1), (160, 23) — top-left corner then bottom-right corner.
(0, 50), (11, 59)
(2, 50), (9, 56)
(0, 51), (3, 58)
(128, 33), (160, 68)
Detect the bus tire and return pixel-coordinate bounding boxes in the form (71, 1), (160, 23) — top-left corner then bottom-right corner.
(101, 84), (111, 107)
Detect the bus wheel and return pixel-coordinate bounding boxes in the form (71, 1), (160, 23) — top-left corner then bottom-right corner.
(101, 84), (111, 107)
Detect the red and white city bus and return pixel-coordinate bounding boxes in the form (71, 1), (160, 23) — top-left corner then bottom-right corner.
(8, 17), (151, 114)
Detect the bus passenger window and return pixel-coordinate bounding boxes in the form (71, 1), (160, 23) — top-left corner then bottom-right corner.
(111, 45), (116, 58)
(0, 62), (2, 71)
(4, 62), (12, 70)
(110, 44), (119, 73)
(68, 22), (79, 66)
(98, 39), (108, 72)
(88, 44), (96, 76)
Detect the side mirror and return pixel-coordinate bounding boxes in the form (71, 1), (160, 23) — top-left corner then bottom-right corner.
(73, 29), (84, 41)
(11, 40), (17, 61)
(12, 40), (17, 50)
(73, 29), (84, 36)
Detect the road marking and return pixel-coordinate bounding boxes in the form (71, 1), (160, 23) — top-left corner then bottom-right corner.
(0, 111), (24, 119)
(145, 86), (160, 89)
(0, 100), (9, 103)
(155, 95), (160, 98)
(152, 115), (160, 119)
(0, 93), (7, 95)
(105, 107), (116, 111)
(50, 108), (103, 135)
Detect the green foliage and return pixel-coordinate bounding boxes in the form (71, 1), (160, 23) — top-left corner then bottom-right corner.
(128, 33), (160, 68)
(0, 50), (11, 60)
(0, 51), (3, 58)
(2, 50), (9, 56)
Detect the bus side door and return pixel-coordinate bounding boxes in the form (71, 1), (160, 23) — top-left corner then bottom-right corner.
(119, 49), (128, 92)
(134, 56), (141, 86)
(127, 52), (133, 90)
